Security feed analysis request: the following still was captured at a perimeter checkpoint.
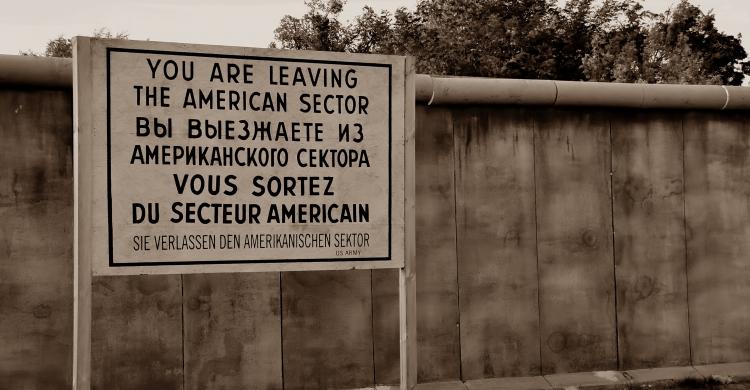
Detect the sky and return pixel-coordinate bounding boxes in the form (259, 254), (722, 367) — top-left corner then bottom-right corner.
(0, 0), (747, 56)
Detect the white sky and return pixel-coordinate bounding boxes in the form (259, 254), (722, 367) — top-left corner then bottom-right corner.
(0, 0), (746, 56)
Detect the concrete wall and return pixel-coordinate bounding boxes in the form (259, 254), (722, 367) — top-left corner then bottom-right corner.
(2, 86), (750, 389)
(0, 87), (73, 389)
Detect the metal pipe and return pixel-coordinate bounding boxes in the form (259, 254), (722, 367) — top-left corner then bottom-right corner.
(1, 55), (749, 110)
(643, 84), (727, 109)
(415, 74), (433, 103)
(555, 81), (644, 108)
(0, 54), (72, 88)
(417, 75), (750, 110)
(724, 86), (750, 110)
(422, 76), (557, 106)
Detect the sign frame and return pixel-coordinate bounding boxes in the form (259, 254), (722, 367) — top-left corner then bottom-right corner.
(73, 37), (416, 389)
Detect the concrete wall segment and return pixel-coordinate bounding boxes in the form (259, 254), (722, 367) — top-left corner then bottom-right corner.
(3, 62), (750, 387)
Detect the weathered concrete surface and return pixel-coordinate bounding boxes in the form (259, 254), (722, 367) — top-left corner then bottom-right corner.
(414, 105), (461, 382)
(611, 113), (690, 369)
(0, 88), (73, 389)
(423, 363), (750, 390)
(414, 380), (468, 390)
(281, 270), (374, 390)
(183, 273), (282, 390)
(465, 376), (551, 390)
(625, 365), (702, 389)
(684, 113), (750, 365)
(91, 275), (183, 390)
(694, 362), (750, 383)
(372, 268), (400, 385)
(534, 110), (617, 374)
(544, 371), (629, 389)
(454, 107), (540, 379)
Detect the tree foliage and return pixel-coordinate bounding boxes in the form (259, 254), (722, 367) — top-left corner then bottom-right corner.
(271, 0), (749, 85)
(22, 28), (128, 58)
(271, 0), (350, 51)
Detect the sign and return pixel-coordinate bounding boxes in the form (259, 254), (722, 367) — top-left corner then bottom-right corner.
(74, 37), (416, 390)
(75, 38), (411, 275)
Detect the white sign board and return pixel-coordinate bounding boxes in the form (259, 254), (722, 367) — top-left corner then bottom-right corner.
(75, 38), (410, 275)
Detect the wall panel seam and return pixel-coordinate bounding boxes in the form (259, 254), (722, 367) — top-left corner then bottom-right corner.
(681, 118), (694, 365)
(609, 118), (621, 370)
(370, 270), (377, 386)
(451, 110), (463, 381)
(531, 114), (543, 375)
(279, 272), (286, 390)
(181, 274), (185, 390)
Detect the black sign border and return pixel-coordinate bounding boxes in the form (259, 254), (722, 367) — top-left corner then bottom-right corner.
(106, 47), (394, 266)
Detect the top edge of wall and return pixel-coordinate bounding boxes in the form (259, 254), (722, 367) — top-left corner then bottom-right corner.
(1, 55), (748, 110)
(417, 75), (750, 110)
(0, 54), (72, 88)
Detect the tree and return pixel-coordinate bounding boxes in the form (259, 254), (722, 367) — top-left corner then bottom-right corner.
(408, 0), (562, 79)
(582, 0), (652, 83)
(270, 0), (351, 52)
(271, 0), (749, 85)
(22, 28), (128, 58)
(349, 6), (396, 54)
(642, 1), (747, 85)
(584, 0), (748, 85)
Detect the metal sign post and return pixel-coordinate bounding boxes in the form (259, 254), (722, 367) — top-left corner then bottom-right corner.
(73, 37), (415, 389)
